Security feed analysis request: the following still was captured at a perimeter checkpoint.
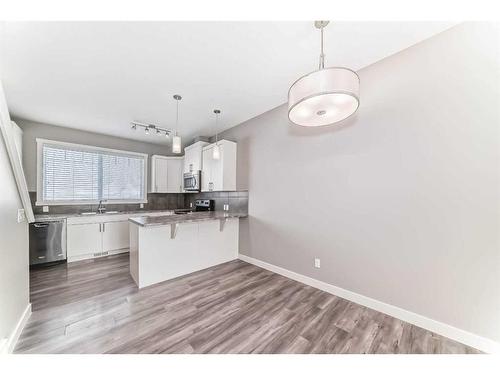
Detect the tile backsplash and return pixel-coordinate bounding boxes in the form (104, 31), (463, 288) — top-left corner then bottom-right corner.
(29, 191), (248, 215)
(185, 191), (249, 214)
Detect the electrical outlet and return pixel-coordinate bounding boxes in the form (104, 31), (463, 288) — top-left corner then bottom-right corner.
(17, 209), (26, 223)
(42, 205), (49, 213)
(190, 202), (193, 208)
(140, 203), (144, 209)
(314, 258), (321, 269)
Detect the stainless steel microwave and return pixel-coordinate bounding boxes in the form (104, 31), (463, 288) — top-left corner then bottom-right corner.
(183, 171), (201, 192)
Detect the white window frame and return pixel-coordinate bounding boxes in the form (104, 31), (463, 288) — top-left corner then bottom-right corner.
(36, 138), (148, 206)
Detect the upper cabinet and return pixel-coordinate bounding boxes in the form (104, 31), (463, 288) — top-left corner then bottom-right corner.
(151, 155), (183, 193)
(202, 140), (237, 192)
(183, 141), (209, 173)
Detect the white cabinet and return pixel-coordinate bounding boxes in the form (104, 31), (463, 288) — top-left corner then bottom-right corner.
(67, 223), (102, 258)
(102, 221), (129, 252)
(183, 141), (209, 173)
(167, 158), (183, 193)
(202, 140), (237, 192)
(152, 157), (169, 192)
(151, 155), (183, 193)
(66, 214), (130, 262)
(66, 211), (173, 262)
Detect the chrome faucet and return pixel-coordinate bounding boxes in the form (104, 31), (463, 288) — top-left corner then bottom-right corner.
(97, 200), (107, 214)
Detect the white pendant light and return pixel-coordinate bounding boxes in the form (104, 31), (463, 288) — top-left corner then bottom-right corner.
(288, 21), (360, 127)
(212, 109), (221, 160)
(172, 94), (182, 154)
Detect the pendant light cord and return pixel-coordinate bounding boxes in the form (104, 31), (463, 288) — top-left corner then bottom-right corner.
(215, 112), (219, 145)
(175, 99), (179, 136)
(319, 26), (325, 70)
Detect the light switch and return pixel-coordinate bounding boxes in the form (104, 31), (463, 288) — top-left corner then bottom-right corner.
(17, 209), (26, 223)
(140, 203), (144, 209)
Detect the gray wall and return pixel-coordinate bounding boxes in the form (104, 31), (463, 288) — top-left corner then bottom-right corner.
(14, 118), (177, 191)
(218, 23), (500, 342)
(0, 120), (29, 348)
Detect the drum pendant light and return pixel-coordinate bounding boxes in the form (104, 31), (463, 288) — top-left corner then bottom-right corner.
(212, 109), (221, 160)
(172, 94), (182, 154)
(288, 21), (360, 127)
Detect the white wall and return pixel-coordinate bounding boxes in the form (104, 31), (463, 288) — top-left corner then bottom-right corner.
(220, 23), (500, 343)
(0, 121), (29, 351)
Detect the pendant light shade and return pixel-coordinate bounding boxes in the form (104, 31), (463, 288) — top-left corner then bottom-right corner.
(172, 135), (181, 154)
(288, 21), (360, 127)
(212, 109), (221, 160)
(212, 144), (220, 160)
(288, 67), (359, 126)
(172, 94), (182, 154)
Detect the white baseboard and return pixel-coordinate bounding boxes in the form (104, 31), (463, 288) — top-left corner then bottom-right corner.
(0, 303), (31, 354)
(238, 254), (500, 354)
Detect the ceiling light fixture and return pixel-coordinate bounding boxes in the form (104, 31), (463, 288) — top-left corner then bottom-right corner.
(172, 94), (182, 154)
(288, 21), (360, 127)
(130, 121), (171, 137)
(213, 109), (221, 160)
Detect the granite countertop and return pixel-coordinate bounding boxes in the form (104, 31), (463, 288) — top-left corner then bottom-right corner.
(34, 209), (175, 222)
(129, 211), (248, 227)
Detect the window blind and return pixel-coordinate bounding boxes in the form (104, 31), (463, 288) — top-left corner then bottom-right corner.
(40, 142), (146, 204)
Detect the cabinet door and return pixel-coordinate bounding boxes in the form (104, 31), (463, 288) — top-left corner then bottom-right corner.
(167, 158), (183, 193)
(201, 148), (212, 191)
(153, 157), (169, 192)
(211, 146), (223, 191)
(102, 221), (129, 252)
(184, 148), (195, 173)
(67, 223), (102, 258)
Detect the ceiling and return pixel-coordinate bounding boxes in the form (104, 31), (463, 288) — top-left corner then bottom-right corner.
(0, 21), (455, 146)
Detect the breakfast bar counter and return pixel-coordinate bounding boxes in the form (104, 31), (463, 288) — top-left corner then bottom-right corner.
(129, 211), (245, 288)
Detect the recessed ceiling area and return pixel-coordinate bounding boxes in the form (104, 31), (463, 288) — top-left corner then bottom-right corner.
(0, 21), (455, 145)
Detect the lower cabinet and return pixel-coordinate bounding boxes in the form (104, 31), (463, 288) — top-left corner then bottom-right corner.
(67, 223), (102, 259)
(102, 221), (130, 253)
(67, 218), (130, 262)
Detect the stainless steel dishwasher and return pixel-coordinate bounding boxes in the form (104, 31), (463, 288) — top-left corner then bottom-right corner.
(29, 220), (67, 265)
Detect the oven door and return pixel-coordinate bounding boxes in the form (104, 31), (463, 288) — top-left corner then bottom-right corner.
(183, 173), (199, 191)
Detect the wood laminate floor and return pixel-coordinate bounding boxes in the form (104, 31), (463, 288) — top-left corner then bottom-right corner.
(15, 254), (481, 354)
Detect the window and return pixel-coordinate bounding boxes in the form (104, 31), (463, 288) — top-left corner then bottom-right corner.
(36, 139), (148, 205)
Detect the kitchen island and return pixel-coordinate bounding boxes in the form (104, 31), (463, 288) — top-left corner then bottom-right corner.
(128, 211), (246, 288)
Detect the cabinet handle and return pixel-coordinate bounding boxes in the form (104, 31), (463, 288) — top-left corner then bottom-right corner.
(33, 223), (49, 228)
(103, 223), (105, 232)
